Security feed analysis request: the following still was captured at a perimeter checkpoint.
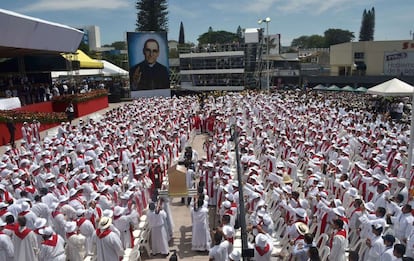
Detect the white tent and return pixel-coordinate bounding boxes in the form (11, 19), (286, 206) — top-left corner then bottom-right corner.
(101, 60), (128, 76)
(367, 78), (414, 178)
(367, 78), (414, 96)
(51, 60), (128, 78)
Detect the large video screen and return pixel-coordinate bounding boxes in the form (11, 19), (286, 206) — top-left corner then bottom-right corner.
(127, 32), (170, 91)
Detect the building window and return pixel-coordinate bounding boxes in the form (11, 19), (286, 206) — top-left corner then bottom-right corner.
(354, 52), (364, 59)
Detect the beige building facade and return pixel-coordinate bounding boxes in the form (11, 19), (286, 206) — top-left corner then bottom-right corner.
(330, 40), (414, 76)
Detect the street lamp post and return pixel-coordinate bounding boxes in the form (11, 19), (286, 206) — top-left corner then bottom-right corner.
(258, 17), (271, 92)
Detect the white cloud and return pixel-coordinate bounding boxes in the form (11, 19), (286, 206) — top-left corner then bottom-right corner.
(18, 0), (129, 12)
(213, 0), (361, 16)
(276, 0), (363, 15)
(241, 0), (280, 14)
(169, 4), (198, 19)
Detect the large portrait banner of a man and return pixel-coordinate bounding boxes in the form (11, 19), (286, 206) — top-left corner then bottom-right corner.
(127, 32), (170, 96)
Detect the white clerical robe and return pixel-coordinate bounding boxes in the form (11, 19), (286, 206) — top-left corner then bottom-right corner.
(39, 234), (66, 261)
(366, 235), (385, 261)
(147, 209), (169, 255)
(329, 230), (347, 261)
(253, 240), (273, 261)
(379, 246), (394, 261)
(93, 229), (123, 261)
(191, 207), (211, 251)
(0, 233), (14, 260)
(13, 227), (39, 261)
(113, 211), (138, 249)
(66, 233), (86, 261)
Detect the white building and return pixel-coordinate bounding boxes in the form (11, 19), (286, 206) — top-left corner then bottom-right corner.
(78, 25), (101, 51)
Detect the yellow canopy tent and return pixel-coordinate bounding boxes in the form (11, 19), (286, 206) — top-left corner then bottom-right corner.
(62, 49), (103, 69)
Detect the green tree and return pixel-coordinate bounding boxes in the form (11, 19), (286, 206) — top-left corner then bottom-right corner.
(197, 29), (238, 45)
(101, 52), (128, 70)
(324, 28), (354, 46)
(291, 35), (326, 48)
(236, 26), (243, 42)
(111, 41), (127, 50)
(307, 35), (326, 48)
(178, 21), (185, 44)
(291, 36), (310, 48)
(78, 41), (90, 54)
(359, 7), (375, 41)
(135, 0), (168, 32)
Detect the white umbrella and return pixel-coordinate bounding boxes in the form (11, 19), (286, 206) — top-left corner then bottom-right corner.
(367, 78), (414, 178)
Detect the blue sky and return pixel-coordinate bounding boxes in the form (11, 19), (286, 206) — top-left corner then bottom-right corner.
(2, 0), (414, 46)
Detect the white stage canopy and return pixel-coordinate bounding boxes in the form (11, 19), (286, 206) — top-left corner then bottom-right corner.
(0, 8), (83, 57)
(51, 60), (128, 78)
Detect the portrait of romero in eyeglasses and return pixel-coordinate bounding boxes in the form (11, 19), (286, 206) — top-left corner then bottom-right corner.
(130, 38), (170, 90)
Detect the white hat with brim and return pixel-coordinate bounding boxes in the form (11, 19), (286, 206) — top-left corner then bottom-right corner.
(76, 208), (85, 216)
(103, 209), (114, 218)
(98, 216), (112, 230)
(34, 218), (47, 229)
(229, 250), (241, 261)
(39, 226), (54, 236)
(69, 188), (79, 197)
(113, 206), (126, 217)
(333, 207), (346, 217)
(65, 221), (77, 233)
(255, 233), (269, 248)
(364, 202), (375, 212)
(295, 208), (307, 218)
(294, 222), (309, 235)
(20, 202), (30, 212)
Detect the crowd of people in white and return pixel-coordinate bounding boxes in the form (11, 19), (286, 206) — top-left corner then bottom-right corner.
(189, 91), (414, 261)
(0, 97), (196, 260)
(0, 90), (414, 261)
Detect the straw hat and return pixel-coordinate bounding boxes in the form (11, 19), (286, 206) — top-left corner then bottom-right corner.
(294, 222), (309, 235)
(98, 216), (112, 230)
(282, 175), (293, 184)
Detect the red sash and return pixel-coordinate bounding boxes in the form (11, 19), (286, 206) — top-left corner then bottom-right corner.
(329, 229), (347, 248)
(0, 191), (12, 203)
(5, 223), (18, 233)
(66, 232), (77, 239)
(0, 209), (8, 217)
(320, 212), (329, 234)
(255, 243), (270, 256)
(77, 217), (87, 228)
(96, 229), (112, 239)
(52, 211), (62, 218)
(294, 234), (305, 244)
(24, 186), (36, 194)
(350, 208), (361, 220)
(227, 237), (234, 244)
(15, 227), (32, 239)
(18, 211), (29, 216)
(42, 234), (58, 246)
